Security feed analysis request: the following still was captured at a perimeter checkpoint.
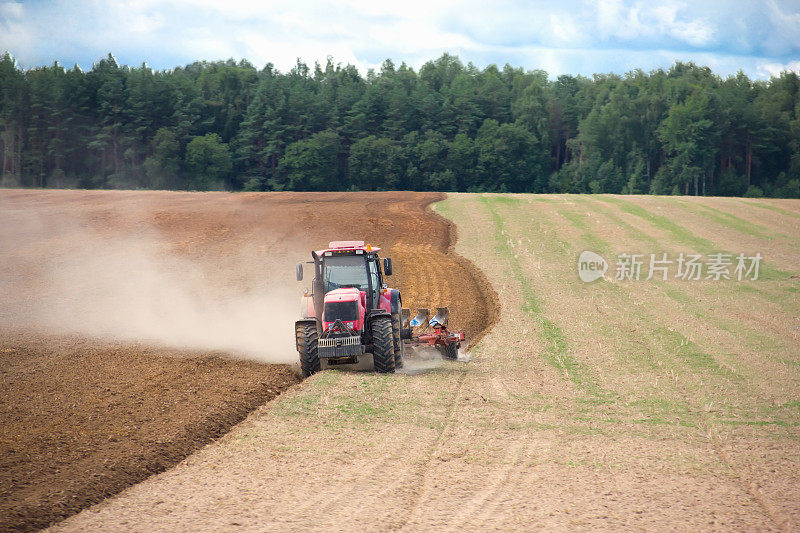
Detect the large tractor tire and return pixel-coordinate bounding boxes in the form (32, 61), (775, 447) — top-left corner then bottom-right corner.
(296, 322), (320, 377)
(372, 316), (396, 373)
(391, 311), (405, 369)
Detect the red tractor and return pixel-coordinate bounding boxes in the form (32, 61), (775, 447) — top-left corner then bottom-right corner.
(294, 240), (465, 376)
(294, 241), (404, 375)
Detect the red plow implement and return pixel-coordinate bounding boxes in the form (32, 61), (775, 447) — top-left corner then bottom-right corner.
(401, 307), (465, 360)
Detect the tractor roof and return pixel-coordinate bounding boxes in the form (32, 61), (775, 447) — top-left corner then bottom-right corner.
(316, 240), (381, 256)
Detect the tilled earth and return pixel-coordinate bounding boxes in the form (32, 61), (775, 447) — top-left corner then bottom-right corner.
(0, 334), (298, 532)
(0, 190), (495, 532)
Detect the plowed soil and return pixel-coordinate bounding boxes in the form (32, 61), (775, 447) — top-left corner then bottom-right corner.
(0, 190), (496, 532)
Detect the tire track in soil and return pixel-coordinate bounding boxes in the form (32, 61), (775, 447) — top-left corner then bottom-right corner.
(443, 441), (528, 531)
(397, 368), (471, 531)
(386, 193), (541, 531)
(462, 445), (541, 530)
(385, 197), (502, 530)
(279, 443), (409, 520)
(713, 436), (793, 531)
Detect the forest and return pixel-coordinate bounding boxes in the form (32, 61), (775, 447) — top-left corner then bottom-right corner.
(1, 52), (799, 197)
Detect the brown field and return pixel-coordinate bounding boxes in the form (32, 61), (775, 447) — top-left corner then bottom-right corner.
(37, 192), (799, 533)
(2, 190), (798, 532)
(0, 189), (495, 532)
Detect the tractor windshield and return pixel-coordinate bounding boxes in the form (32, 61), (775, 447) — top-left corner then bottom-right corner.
(322, 255), (369, 293)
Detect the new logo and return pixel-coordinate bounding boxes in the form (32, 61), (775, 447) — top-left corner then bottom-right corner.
(578, 250), (607, 282)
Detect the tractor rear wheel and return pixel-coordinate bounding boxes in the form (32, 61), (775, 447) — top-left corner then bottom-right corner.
(296, 322), (320, 377)
(372, 316), (396, 373)
(391, 312), (405, 369)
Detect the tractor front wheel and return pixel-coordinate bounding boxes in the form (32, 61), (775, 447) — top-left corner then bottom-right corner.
(372, 316), (396, 373)
(296, 322), (320, 377)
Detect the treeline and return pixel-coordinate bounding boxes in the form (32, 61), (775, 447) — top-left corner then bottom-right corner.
(1, 52), (799, 197)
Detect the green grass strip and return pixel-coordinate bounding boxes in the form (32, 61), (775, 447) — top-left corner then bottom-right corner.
(650, 327), (742, 380)
(557, 206), (610, 254)
(479, 195), (613, 401)
(674, 199), (775, 240)
(596, 195), (716, 252)
(573, 195), (661, 248)
(743, 199), (800, 219)
(596, 195), (792, 281)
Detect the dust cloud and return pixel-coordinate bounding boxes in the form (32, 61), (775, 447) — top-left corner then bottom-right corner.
(0, 207), (300, 363)
(399, 346), (443, 375)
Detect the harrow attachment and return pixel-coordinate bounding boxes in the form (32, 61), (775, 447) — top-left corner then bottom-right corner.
(401, 306), (465, 360)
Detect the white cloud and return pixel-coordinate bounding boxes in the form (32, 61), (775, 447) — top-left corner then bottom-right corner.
(0, 0), (22, 18)
(653, 4), (714, 46)
(127, 11), (166, 35)
(0, 0), (797, 79)
(758, 60), (800, 77)
(0, 1), (34, 64)
(596, 0), (625, 37)
(596, 0), (715, 47)
(763, 0), (800, 54)
(549, 13), (582, 45)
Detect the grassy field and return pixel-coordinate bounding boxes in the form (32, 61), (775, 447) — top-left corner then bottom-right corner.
(444, 194), (800, 423)
(53, 193), (800, 532)
(437, 193), (800, 528)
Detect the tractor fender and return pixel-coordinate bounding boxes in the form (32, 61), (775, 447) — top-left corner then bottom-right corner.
(389, 288), (401, 315)
(300, 295), (316, 319)
(367, 309), (392, 323)
(378, 289), (401, 316)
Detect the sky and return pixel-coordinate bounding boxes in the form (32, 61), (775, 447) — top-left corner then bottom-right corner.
(1, 0), (799, 79)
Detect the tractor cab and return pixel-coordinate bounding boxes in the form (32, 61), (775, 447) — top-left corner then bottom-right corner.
(318, 242), (390, 312)
(296, 241), (393, 318)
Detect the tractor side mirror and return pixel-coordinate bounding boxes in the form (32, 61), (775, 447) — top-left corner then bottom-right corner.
(296, 262), (303, 281)
(383, 257), (393, 276)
